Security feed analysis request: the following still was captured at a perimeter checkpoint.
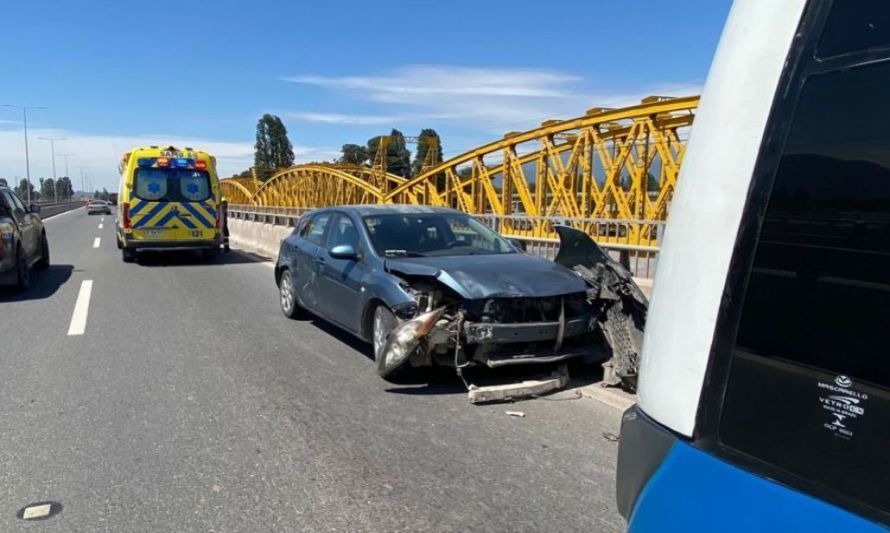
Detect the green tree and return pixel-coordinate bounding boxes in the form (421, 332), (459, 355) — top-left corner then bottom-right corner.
(41, 177), (56, 201)
(413, 129), (445, 188)
(56, 177), (73, 201)
(254, 114), (295, 181)
(368, 129), (411, 178)
(338, 144), (370, 166)
(16, 179), (37, 202)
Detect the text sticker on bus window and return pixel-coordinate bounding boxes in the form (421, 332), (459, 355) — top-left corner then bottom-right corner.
(817, 375), (868, 440)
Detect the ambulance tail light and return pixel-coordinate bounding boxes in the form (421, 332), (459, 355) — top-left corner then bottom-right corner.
(123, 202), (132, 229)
(195, 160), (207, 170)
(157, 157), (169, 167)
(215, 202), (223, 229)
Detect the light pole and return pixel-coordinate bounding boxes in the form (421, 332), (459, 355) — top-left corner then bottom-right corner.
(38, 136), (66, 202)
(59, 153), (75, 200)
(1, 104), (47, 205)
(76, 166), (90, 199)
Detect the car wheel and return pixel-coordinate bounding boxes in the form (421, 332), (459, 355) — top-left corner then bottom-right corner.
(14, 247), (30, 291)
(278, 269), (305, 319)
(122, 247), (137, 263)
(201, 247), (220, 263)
(35, 234), (50, 271)
(116, 234), (123, 250)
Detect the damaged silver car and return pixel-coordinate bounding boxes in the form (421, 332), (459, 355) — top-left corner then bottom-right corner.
(275, 205), (646, 401)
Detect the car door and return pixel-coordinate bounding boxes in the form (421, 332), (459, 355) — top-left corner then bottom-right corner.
(316, 213), (367, 333)
(2, 191), (38, 261)
(293, 211), (332, 312)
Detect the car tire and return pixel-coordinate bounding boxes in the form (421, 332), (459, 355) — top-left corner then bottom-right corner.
(14, 247), (30, 292)
(278, 269), (305, 319)
(373, 305), (410, 381)
(122, 247), (137, 263)
(116, 234), (123, 250)
(35, 234), (50, 271)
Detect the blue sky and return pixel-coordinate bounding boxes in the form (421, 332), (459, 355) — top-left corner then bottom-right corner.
(0, 0), (731, 191)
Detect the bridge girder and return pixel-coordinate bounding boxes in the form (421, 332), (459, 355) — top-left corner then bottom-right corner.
(220, 96), (699, 241)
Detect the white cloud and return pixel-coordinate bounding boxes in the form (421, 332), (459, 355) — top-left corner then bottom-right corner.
(287, 112), (404, 126)
(0, 127), (338, 190)
(285, 65), (581, 99)
(284, 65), (701, 136)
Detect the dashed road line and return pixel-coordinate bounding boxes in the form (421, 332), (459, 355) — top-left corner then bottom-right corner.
(98, 223), (103, 229)
(93, 238), (101, 248)
(67, 280), (93, 336)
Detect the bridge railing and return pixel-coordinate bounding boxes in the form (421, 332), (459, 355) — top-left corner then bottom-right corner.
(227, 204), (662, 279)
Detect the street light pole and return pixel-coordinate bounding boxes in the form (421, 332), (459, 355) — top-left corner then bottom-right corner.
(76, 166), (90, 199)
(1, 104), (47, 205)
(38, 136), (66, 202)
(59, 154), (75, 200)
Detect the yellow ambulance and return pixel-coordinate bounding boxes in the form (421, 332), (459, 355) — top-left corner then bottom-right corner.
(116, 146), (223, 262)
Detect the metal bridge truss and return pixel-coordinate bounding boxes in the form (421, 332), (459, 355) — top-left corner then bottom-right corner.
(221, 95), (698, 244)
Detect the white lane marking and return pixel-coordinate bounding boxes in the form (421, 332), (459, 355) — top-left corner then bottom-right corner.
(93, 237), (101, 248)
(98, 223), (103, 229)
(67, 280), (93, 336)
(41, 206), (84, 222)
(100, 217), (105, 222)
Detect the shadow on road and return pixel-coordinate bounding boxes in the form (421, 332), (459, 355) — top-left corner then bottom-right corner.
(135, 250), (266, 267)
(0, 264), (74, 302)
(308, 318), (374, 359)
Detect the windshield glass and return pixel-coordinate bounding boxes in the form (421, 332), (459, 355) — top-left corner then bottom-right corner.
(133, 168), (211, 202)
(363, 213), (514, 257)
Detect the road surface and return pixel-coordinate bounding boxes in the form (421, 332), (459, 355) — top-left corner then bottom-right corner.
(0, 208), (625, 532)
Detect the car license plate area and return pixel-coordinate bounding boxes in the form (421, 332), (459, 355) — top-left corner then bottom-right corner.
(141, 229), (165, 238)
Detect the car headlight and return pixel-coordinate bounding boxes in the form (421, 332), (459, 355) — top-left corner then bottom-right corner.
(382, 308), (446, 369)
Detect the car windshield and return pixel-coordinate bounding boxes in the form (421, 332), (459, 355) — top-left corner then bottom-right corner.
(133, 168), (211, 202)
(363, 213), (514, 257)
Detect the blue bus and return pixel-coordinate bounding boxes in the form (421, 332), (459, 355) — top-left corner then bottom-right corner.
(616, 0), (890, 530)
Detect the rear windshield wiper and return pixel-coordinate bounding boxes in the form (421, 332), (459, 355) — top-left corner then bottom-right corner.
(384, 249), (426, 257)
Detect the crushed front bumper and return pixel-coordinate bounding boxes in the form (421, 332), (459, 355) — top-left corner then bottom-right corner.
(464, 316), (592, 344)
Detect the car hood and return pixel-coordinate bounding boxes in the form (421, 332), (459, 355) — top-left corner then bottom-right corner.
(385, 253), (587, 299)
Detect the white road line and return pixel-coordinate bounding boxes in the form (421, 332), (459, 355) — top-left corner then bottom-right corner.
(93, 237), (101, 248)
(98, 223), (103, 229)
(100, 217), (105, 222)
(67, 280), (93, 336)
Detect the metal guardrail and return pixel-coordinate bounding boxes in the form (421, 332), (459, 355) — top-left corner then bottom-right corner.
(226, 205), (661, 279)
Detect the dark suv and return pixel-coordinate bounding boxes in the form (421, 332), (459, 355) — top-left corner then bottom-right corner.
(0, 188), (49, 290)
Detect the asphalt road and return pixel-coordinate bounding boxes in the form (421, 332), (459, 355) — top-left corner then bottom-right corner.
(0, 208), (626, 532)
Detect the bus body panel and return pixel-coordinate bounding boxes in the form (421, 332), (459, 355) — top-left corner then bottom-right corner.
(628, 440), (886, 532)
(637, 0), (808, 438)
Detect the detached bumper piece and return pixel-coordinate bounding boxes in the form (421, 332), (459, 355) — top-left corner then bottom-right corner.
(485, 349), (587, 368)
(467, 366), (569, 404)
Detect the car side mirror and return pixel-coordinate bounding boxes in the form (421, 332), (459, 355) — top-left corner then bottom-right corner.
(507, 238), (526, 252)
(29, 204), (41, 214)
(329, 244), (358, 260)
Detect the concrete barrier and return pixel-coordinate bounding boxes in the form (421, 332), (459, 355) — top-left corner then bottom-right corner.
(228, 218), (293, 259)
(40, 202), (83, 218)
(227, 217), (655, 299)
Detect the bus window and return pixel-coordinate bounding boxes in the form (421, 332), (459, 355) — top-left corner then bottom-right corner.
(719, 60), (890, 518)
(818, 1), (890, 58)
